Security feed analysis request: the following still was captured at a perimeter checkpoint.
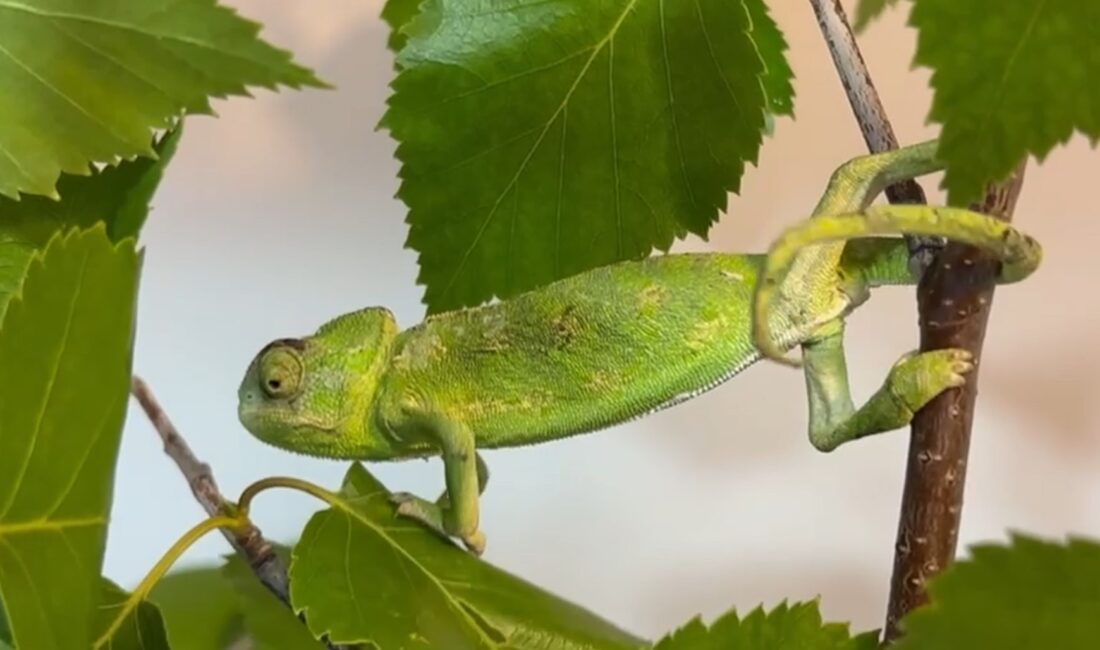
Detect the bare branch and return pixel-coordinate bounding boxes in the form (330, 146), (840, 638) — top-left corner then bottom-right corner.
(131, 376), (350, 650)
(807, 0), (942, 272)
(130, 376), (290, 602)
(884, 161), (1028, 640)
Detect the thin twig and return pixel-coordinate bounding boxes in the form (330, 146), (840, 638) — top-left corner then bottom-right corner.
(884, 161), (1028, 640)
(130, 377), (349, 650)
(807, 0), (942, 273)
(130, 376), (290, 602)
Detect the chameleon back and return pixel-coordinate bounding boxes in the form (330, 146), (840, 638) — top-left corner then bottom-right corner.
(379, 253), (771, 449)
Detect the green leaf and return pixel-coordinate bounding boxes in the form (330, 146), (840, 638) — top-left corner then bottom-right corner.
(150, 566), (245, 650)
(381, 0), (423, 54)
(0, 0), (325, 200)
(0, 127), (178, 332)
(895, 534), (1100, 650)
(92, 579), (171, 650)
(744, 0), (794, 118)
(912, 0), (1100, 204)
(654, 600), (873, 650)
(853, 0), (904, 32)
(0, 226), (140, 650)
(291, 463), (646, 649)
(223, 551), (325, 650)
(384, 0), (787, 312)
(0, 594), (10, 649)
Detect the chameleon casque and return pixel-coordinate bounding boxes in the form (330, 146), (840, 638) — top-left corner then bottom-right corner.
(237, 140), (1041, 554)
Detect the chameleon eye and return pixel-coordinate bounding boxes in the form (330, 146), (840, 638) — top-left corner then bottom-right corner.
(258, 346), (303, 399)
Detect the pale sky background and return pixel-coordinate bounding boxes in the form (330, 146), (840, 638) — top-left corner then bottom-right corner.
(105, 0), (1100, 638)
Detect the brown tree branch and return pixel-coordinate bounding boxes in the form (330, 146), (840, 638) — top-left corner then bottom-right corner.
(883, 161), (1028, 640)
(804, 1), (1031, 641)
(130, 377), (350, 650)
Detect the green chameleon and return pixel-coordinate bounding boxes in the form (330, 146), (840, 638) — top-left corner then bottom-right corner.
(237, 140), (1040, 555)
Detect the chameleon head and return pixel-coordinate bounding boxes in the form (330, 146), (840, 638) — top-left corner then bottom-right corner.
(237, 307), (399, 460)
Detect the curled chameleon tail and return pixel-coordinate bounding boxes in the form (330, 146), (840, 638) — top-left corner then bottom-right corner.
(752, 204), (1041, 363)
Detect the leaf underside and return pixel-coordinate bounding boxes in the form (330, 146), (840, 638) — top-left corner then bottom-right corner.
(0, 227), (139, 649)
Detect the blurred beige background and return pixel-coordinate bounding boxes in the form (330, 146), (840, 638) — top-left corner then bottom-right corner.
(108, 0), (1099, 637)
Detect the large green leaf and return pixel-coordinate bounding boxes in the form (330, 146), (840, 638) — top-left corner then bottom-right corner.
(383, 0), (792, 312)
(150, 566), (245, 650)
(895, 535), (1100, 649)
(0, 128), (179, 320)
(92, 579), (171, 650)
(0, 0), (324, 200)
(911, 0), (1100, 204)
(223, 552), (325, 650)
(654, 601), (877, 650)
(290, 463), (646, 649)
(0, 226), (139, 649)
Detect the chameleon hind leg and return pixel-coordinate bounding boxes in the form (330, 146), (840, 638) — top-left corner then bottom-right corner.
(752, 203), (1039, 450)
(800, 320), (973, 451)
(390, 435), (489, 555)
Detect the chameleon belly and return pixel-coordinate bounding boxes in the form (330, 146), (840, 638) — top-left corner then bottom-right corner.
(379, 253), (772, 449)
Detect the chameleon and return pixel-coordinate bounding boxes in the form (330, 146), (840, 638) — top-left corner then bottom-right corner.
(237, 140), (1041, 555)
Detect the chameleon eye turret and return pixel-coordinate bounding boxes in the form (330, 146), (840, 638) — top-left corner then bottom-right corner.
(258, 345), (304, 399)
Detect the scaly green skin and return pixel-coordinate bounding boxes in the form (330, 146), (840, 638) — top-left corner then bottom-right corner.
(237, 140), (1042, 554)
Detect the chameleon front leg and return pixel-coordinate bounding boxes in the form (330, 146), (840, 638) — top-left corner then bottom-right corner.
(800, 321), (973, 451)
(390, 419), (487, 554)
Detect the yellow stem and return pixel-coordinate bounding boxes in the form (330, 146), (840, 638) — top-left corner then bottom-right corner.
(92, 515), (241, 649)
(236, 476), (343, 516)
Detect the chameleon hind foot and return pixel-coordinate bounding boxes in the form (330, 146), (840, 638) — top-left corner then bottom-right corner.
(809, 347), (975, 452)
(390, 492), (487, 555)
(887, 348), (974, 413)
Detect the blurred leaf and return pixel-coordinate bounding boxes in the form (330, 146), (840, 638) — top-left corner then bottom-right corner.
(912, 0), (1100, 204)
(853, 0), (904, 31)
(0, 127), (178, 342)
(92, 579), (171, 650)
(744, 0), (794, 118)
(0, 594), (10, 649)
(381, 0), (423, 54)
(654, 600), (874, 650)
(0, 226), (139, 649)
(384, 0), (789, 312)
(150, 565), (245, 650)
(895, 534), (1100, 650)
(291, 463), (646, 649)
(223, 551), (325, 650)
(0, 0), (325, 200)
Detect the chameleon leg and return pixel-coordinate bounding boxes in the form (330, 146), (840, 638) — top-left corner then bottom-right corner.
(436, 452), (489, 507)
(390, 420), (486, 554)
(801, 321), (974, 452)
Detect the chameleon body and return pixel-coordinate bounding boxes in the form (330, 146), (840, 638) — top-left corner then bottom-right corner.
(238, 141), (1041, 554)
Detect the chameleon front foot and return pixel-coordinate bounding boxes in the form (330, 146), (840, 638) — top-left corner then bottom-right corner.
(390, 492), (487, 555)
